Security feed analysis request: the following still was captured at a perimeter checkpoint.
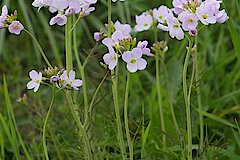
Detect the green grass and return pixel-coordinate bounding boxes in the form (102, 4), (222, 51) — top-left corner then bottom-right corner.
(0, 0), (240, 159)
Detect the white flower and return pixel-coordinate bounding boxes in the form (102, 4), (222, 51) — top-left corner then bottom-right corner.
(67, 70), (83, 90)
(27, 70), (42, 92)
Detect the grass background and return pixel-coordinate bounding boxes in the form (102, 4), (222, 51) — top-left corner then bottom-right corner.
(0, 0), (240, 159)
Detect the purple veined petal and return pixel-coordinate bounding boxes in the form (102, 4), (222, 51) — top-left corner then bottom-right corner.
(108, 60), (117, 70)
(135, 25), (144, 32)
(157, 23), (169, 32)
(69, 70), (76, 80)
(29, 70), (38, 80)
(37, 72), (43, 80)
(69, 0), (81, 13)
(73, 79), (82, 87)
(72, 85), (79, 90)
(137, 58), (147, 70)
(112, 31), (124, 42)
(27, 81), (37, 89)
(65, 8), (76, 16)
(52, 0), (69, 11)
(142, 48), (152, 56)
(32, 0), (42, 8)
(57, 15), (67, 26)
(122, 51), (132, 63)
(175, 28), (184, 40)
(94, 32), (101, 41)
(34, 83), (40, 92)
(2, 5), (8, 16)
(49, 6), (57, 13)
(84, 0), (97, 4)
(131, 48), (143, 59)
(83, 7), (95, 16)
(103, 53), (112, 65)
(102, 38), (114, 47)
(126, 63), (138, 73)
(207, 15), (217, 24)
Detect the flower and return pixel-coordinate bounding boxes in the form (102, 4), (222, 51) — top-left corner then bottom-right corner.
(189, 28), (197, 36)
(49, 14), (67, 26)
(8, 21), (24, 35)
(102, 31), (124, 47)
(50, 75), (60, 83)
(67, 70), (83, 90)
(122, 48), (147, 73)
(27, 70), (42, 92)
(196, 3), (216, 25)
(178, 11), (198, 31)
(94, 32), (102, 41)
(114, 21), (131, 38)
(137, 41), (153, 56)
(167, 15), (184, 40)
(135, 13), (153, 32)
(0, 5), (8, 23)
(153, 5), (170, 24)
(215, 9), (229, 23)
(103, 47), (118, 70)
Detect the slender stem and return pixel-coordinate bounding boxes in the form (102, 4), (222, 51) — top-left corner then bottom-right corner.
(66, 93), (92, 160)
(124, 72), (133, 160)
(84, 71), (109, 127)
(153, 27), (166, 147)
(66, 17), (73, 72)
(111, 68), (126, 159)
(24, 29), (53, 69)
(194, 37), (204, 159)
(108, 0), (126, 158)
(73, 15), (89, 121)
(183, 36), (193, 160)
(43, 87), (55, 160)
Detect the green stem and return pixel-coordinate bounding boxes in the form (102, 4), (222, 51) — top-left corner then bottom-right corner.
(66, 17), (73, 72)
(73, 15), (89, 121)
(108, 0), (126, 158)
(111, 68), (126, 159)
(153, 27), (166, 147)
(194, 37), (204, 159)
(24, 29), (53, 69)
(183, 36), (193, 160)
(124, 72), (133, 160)
(66, 93), (92, 160)
(43, 87), (55, 160)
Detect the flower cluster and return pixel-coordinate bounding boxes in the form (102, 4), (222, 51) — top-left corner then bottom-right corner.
(32, 0), (97, 26)
(27, 67), (82, 92)
(94, 21), (152, 73)
(0, 5), (24, 35)
(135, 0), (229, 40)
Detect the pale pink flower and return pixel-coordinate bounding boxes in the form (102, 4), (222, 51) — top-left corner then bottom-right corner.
(49, 14), (67, 26)
(103, 47), (118, 70)
(137, 41), (153, 56)
(122, 48), (147, 73)
(27, 70), (42, 92)
(114, 21), (131, 38)
(8, 21), (24, 35)
(178, 11), (198, 31)
(135, 13), (153, 32)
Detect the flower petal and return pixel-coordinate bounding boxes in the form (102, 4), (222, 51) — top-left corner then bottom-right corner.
(29, 70), (38, 80)
(127, 63), (138, 73)
(27, 81), (37, 89)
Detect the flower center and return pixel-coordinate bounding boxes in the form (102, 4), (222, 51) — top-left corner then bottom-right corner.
(202, 14), (208, 19)
(173, 24), (179, 28)
(159, 15), (163, 19)
(188, 18), (194, 23)
(14, 25), (19, 30)
(144, 23), (148, 27)
(130, 58), (137, 64)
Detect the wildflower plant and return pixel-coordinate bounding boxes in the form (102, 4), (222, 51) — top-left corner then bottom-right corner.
(0, 0), (234, 160)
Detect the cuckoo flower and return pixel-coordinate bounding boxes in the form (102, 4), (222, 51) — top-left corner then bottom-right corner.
(114, 21), (131, 38)
(153, 5), (170, 24)
(0, 5), (8, 23)
(102, 31), (124, 47)
(215, 9), (229, 23)
(122, 48), (147, 73)
(103, 47), (118, 70)
(8, 21), (24, 35)
(178, 11), (198, 31)
(196, 3), (216, 25)
(67, 70), (83, 90)
(135, 13), (153, 32)
(27, 70), (43, 92)
(137, 41), (153, 56)
(167, 15), (184, 40)
(49, 14), (67, 26)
